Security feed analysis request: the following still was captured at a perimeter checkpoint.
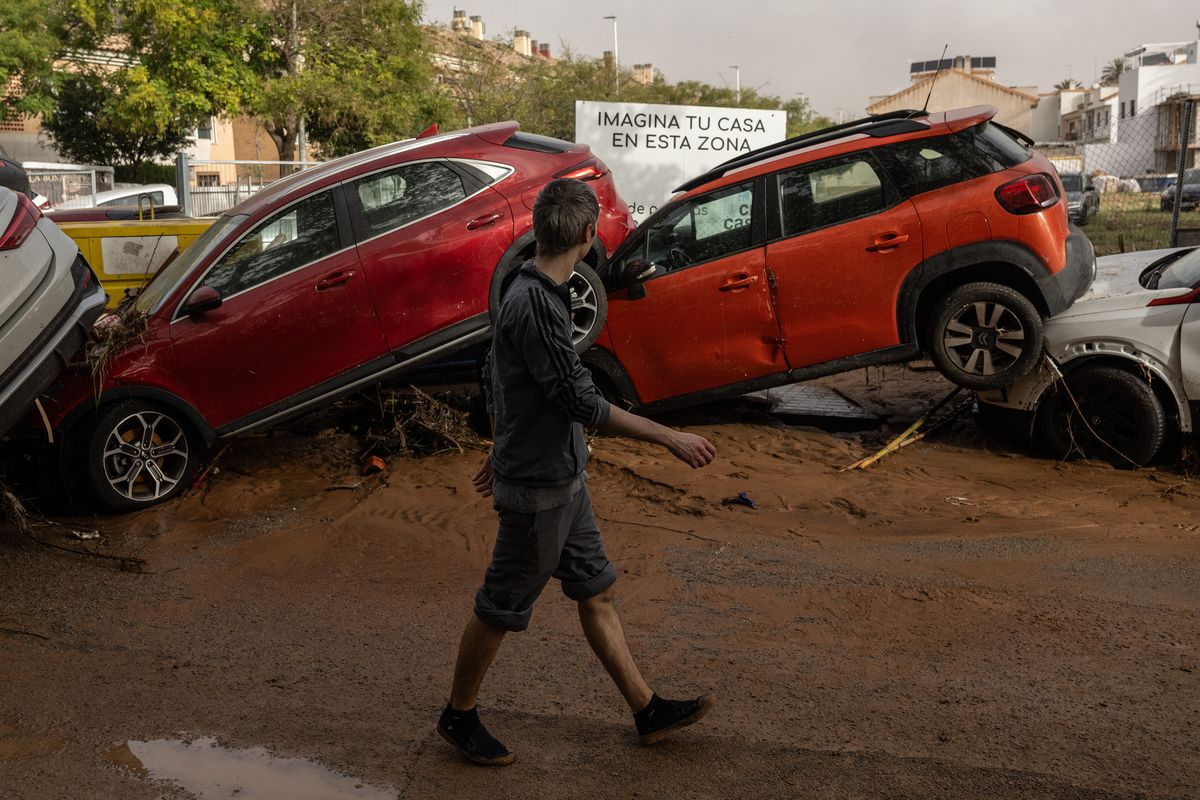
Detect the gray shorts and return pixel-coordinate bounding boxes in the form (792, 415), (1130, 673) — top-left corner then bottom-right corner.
(473, 486), (617, 631)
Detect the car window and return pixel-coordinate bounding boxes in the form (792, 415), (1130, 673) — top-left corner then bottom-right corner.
(883, 124), (1023, 197)
(138, 214), (244, 315)
(1060, 174), (1083, 192)
(1157, 248), (1200, 291)
(779, 157), (888, 236)
(203, 191), (339, 298)
(644, 182), (754, 272)
(353, 161), (466, 238)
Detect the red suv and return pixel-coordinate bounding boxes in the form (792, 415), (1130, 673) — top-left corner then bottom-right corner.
(40, 122), (631, 509)
(584, 105), (1095, 412)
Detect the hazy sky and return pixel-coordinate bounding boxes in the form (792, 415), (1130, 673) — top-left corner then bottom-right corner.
(423, 1), (1200, 114)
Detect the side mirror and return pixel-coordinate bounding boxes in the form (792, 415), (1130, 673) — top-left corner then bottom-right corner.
(183, 285), (222, 317)
(625, 258), (657, 284)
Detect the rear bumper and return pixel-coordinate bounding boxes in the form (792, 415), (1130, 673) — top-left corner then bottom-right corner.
(0, 254), (106, 437)
(1036, 225), (1095, 316)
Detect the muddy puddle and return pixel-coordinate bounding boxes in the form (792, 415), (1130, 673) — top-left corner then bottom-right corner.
(117, 737), (395, 799)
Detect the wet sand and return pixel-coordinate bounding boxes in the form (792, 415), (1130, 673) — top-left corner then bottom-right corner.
(1, 367), (1197, 799)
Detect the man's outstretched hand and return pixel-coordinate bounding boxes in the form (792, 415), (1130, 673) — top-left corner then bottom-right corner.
(664, 430), (717, 469)
(472, 455), (494, 497)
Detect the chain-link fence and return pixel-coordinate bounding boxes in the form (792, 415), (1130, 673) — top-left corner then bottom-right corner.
(1036, 89), (1199, 255)
(176, 155), (322, 217)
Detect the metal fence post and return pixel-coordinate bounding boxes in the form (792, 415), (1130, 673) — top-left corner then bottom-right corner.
(175, 152), (191, 217)
(1169, 98), (1194, 248)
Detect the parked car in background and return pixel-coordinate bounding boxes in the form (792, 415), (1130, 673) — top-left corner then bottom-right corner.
(38, 122), (631, 510)
(58, 183), (179, 211)
(57, 217), (214, 307)
(1161, 168), (1200, 212)
(1059, 172), (1100, 225)
(978, 246), (1200, 466)
(582, 105), (1095, 414)
(0, 187), (107, 438)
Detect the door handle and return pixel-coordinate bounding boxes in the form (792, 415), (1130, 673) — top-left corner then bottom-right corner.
(467, 212), (503, 231)
(866, 233), (910, 252)
(316, 270), (355, 291)
(719, 274), (759, 291)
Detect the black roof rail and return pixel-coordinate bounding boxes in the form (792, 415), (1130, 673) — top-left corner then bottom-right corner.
(674, 109), (932, 193)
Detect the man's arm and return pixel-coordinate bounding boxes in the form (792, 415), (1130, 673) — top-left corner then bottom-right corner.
(601, 404), (716, 469)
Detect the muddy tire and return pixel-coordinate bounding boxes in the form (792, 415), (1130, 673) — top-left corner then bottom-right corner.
(925, 282), (1043, 390)
(83, 400), (200, 511)
(1034, 364), (1165, 468)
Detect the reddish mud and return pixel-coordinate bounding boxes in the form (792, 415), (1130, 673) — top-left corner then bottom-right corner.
(1, 367), (1197, 799)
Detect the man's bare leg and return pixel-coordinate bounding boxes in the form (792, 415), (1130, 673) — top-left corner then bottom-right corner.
(449, 614), (507, 710)
(577, 585), (653, 711)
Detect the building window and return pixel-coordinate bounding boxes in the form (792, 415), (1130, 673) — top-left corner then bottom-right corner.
(1131, 99), (1136, 116)
(196, 118), (213, 140)
(196, 172), (220, 187)
(1120, 102), (1126, 119)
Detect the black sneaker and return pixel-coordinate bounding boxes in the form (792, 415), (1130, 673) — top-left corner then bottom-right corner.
(634, 694), (715, 745)
(437, 705), (514, 766)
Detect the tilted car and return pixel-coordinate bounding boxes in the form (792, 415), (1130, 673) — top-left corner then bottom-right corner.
(978, 246), (1200, 466)
(0, 187), (107, 438)
(37, 122), (631, 510)
(582, 105), (1095, 413)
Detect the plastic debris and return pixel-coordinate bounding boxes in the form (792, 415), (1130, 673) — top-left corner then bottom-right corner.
(69, 530), (101, 540)
(722, 491), (758, 509)
(361, 455), (386, 475)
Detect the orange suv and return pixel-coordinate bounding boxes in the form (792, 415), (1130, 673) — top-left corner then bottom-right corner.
(586, 105), (1095, 411)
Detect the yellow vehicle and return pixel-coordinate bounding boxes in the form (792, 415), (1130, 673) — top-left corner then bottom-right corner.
(56, 217), (214, 307)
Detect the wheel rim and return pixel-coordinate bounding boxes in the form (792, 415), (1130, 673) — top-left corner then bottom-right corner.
(942, 301), (1026, 377)
(567, 271), (599, 347)
(102, 411), (189, 502)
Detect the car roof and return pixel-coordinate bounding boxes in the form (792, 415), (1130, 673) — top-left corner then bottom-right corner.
(220, 121), (522, 219)
(95, 184), (175, 201)
(673, 105), (1000, 199)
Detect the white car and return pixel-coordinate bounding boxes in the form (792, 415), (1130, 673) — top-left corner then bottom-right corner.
(0, 186), (108, 437)
(978, 246), (1200, 466)
(58, 183), (178, 210)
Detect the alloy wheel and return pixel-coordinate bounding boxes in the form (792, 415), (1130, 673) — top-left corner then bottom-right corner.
(101, 411), (190, 503)
(942, 301), (1026, 377)
(567, 270), (600, 347)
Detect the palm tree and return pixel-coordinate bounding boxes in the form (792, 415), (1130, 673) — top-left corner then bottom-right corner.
(1055, 78), (1083, 91)
(1100, 58), (1127, 85)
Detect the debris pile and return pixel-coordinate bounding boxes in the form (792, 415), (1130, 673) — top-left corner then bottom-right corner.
(355, 387), (486, 459)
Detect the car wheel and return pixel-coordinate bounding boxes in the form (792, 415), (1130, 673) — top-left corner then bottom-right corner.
(83, 400), (200, 511)
(565, 263), (607, 352)
(1077, 207), (1089, 226)
(489, 256), (607, 354)
(1034, 364), (1165, 467)
(925, 282), (1044, 390)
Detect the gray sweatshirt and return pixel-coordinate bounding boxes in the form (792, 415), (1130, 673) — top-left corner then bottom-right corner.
(484, 261), (611, 504)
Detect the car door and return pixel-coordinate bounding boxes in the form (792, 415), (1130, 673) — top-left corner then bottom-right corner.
(764, 152), (922, 369)
(347, 160), (514, 354)
(170, 187), (390, 430)
(604, 179), (787, 404)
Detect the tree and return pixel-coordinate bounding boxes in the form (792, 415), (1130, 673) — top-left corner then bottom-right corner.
(40, 70), (193, 178)
(1055, 78), (1083, 91)
(242, 0), (450, 161)
(1100, 58), (1127, 85)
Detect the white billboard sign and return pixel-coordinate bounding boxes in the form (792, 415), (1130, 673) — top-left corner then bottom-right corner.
(575, 100), (786, 223)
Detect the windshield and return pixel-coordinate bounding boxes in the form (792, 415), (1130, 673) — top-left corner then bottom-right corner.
(133, 214), (246, 315)
(1059, 174), (1083, 192)
(1157, 247), (1200, 291)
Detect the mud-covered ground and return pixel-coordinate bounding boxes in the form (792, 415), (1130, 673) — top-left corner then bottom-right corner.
(1, 367), (1198, 799)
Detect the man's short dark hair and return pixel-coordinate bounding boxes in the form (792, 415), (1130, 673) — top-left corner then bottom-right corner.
(533, 178), (600, 256)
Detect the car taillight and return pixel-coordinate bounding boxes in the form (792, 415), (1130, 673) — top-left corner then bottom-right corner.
(1148, 286), (1200, 306)
(995, 173), (1059, 215)
(0, 192), (42, 251)
(556, 158), (607, 181)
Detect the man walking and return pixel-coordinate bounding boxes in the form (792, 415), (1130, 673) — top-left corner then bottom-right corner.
(437, 178), (717, 766)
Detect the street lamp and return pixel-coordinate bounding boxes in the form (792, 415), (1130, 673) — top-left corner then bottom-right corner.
(603, 15), (618, 92)
(730, 65), (740, 104)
